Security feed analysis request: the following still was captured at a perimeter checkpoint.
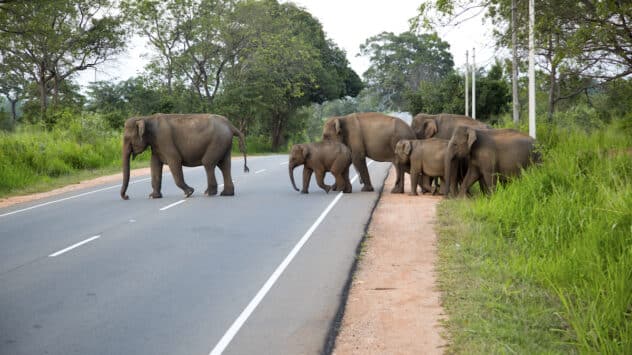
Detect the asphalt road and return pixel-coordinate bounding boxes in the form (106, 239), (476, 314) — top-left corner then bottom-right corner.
(0, 152), (392, 355)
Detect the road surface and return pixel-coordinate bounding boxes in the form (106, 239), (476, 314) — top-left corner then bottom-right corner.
(0, 153), (391, 355)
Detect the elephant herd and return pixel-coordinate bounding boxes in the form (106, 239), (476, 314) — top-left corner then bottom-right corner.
(292, 112), (540, 197)
(119, 112), (539, 200)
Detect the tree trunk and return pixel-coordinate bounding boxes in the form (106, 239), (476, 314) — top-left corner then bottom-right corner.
(271, 114), (284, 151)
(547, 37), (557, 122)
(511, 0), (520, 125)
(38, 65), (47, 119)
(10, 98), (17, 122)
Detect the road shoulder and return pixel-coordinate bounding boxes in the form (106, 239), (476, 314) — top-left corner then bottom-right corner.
(332, 167), (447, 354)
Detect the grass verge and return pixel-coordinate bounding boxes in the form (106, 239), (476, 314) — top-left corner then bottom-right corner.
(436, 121), (632, 353)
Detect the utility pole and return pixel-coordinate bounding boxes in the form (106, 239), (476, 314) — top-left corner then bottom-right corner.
(528, 0), (536, 138)
(511, 0), (520, 125)
(465, 50), (469, 116)
(472, 47), (476, 119)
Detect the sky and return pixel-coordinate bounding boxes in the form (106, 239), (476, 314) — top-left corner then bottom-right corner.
(78, 0), (498, 88)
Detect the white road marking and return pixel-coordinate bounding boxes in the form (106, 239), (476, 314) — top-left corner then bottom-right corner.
(49, 235), (101, 257)
(280, 161), (289, 166)
(0, 178), (151, 218)
(254, 169), (266, 174)
(208, 161), (374, 355)
(159, 199), (186, 211)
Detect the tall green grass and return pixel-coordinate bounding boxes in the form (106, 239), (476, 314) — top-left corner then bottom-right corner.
(0, 113), (149, 196)
(437, 121), (632, 353)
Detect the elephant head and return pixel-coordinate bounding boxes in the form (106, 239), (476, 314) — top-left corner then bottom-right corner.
(321, 117), (343, 143)
(120, 117), (150, 200)
(288, 144), (309, 192)
(394, 139), (413, 166)
(444, 126), (476, 196)
(410, 114), (438, 139)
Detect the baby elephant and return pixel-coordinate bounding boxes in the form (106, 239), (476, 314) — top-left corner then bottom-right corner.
(289, 142), (353, 194)
(395, 138), (456, 195)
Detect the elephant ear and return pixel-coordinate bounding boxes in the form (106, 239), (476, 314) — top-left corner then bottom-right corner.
(423, 119), (437, 138)
(300, 144), (310, 159)
(136, 119), (145, 138)
(334, 118), (341, 135)
(403, 140), (412, 156)
(467, 128), (477, 149)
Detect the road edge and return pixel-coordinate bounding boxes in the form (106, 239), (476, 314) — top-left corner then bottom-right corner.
(322, 169), (390, 354)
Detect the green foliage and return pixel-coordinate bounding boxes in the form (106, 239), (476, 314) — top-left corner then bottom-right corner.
(360, 31), (454, 111)
(0, 113), (137, 195)
(438, 121), (632, 353)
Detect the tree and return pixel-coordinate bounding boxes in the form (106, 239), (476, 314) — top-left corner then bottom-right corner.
(359, 31), (454, 111)
(0, 0), (126, 121)
(219, 0), (361, 150)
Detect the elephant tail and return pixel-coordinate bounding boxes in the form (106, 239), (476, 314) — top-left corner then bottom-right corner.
(232, 126), (249, 173)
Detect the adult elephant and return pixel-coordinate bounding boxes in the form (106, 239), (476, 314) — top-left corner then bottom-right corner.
(322, 112), (415, 193)
(120, 113), (249, 200)
(444, 127), (539, 197)
(411, 113), (490, 139)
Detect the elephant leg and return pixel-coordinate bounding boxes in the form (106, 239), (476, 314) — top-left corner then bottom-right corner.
(390, 162), (406, 194)
(421, 174), (435, 194)
(168, 161), (194, 197)
(481, 169), (496, 195)
(343, 166), (352, 193)
(352, 154), (373, 192)
(458, 166), (480, 198)
(302, 167), (313, 194)
(149, 153), (163, 199)
(218, 151), (235, 196)
(409, 167), (420, 196)
(333, 170), (347, 193)
(315, 170), (331, 193)
(203, 163), (218, 196)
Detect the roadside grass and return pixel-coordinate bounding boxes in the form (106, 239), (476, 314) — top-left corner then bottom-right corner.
(437, 121), (632, 353)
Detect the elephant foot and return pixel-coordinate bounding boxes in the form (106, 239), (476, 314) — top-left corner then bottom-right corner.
(343, 187), (352, 193)
(361, 185), (374, 192)
(220, 189), (234, 196)
(330, 184), (338, 191)
(149, 192), (163, 199)
(408, 192), (418, 196)
(323, 186), (331, 194)
(184, 188), (194, 198)
(301, 190), (309, 194)
(205, 187), (218, 196)
(390, 185), (404, 194)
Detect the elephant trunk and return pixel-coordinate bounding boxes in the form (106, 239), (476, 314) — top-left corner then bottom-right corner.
(289, 163), (300, 192)
(120, 142), (132, 200)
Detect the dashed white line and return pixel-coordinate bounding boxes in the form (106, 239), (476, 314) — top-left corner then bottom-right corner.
(254, 169), (266, 174)
(280, 161), (289, 166)
(159, 199), (187, 211)
(208, 161), (373, 355)
(49, 235), (101, 257)
(0, 178), (151, 218)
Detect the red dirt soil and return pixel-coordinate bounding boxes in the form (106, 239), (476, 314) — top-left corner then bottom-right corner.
(333, 167), (447, 354)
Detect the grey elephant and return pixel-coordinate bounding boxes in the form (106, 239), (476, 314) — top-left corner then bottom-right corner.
(444, 127), (539, 197)
(321, 112), (415, 193)
(411, 113), (490, 139)
(394, 139), (456, 195)
(120, 113), (249, 200)
(289, 142), (352, 194)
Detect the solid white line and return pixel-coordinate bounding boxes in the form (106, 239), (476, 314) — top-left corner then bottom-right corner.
(254, 169), (266, 174)
(49, 235), (101, 257)
(208, 161), (373, 355)
(280, 161), (289, 166)
(0, 178), (151, 218)
(159, 199), (186, 211)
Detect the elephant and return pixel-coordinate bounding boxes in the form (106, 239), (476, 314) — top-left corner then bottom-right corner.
(444, 127), (539, 197)
(120, 113), (249, 200)
(394, 138), (457, 195)
(410, 113), (490, 139)
(288, 141), (352, 194)
(321, 112), (415, 193)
